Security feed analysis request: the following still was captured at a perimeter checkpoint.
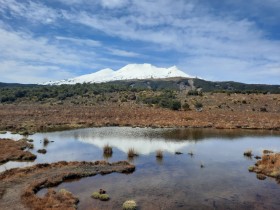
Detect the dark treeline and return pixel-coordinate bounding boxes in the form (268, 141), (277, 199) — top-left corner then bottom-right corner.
(0, 83), (139, 103)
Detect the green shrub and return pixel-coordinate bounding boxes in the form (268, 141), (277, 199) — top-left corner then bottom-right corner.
(171, 100), (181, 110)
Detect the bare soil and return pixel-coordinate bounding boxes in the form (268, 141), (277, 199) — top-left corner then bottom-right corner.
(0, 161), (135, 210)
(0, 93), (279, 133)
(0, 139), (36, 164)
(250, 152), (280, 182)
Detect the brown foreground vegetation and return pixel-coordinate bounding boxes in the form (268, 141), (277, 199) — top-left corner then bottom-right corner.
(250, 151), (280, 182)
(0, 139), (36, 164)
(0, 93), (279, 133)
(0, 161), (135, 210)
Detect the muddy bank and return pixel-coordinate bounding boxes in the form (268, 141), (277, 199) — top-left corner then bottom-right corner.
(0, 138), (36, 164)
(0, 161), (135, 210)
(250, 151), (280, 182)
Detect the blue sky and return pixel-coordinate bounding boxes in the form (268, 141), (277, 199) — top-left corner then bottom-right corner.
(0, 0), (279, 84)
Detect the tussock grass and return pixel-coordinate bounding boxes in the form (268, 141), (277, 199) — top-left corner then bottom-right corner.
(43, 137), (49, 146)
(244, 150), (253, 157)
(127, 148), (138, 158)
(156, 150), (163, 159)
(103, 144), (113, 155)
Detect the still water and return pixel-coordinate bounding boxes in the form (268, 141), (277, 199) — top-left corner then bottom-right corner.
(1, 127), (280, 209)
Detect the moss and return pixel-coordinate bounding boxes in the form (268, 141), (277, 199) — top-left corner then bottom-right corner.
(123, 200), (137, 210)
(0, 131), (7, 134)
(91, 192), (100, 199)
(248, 166), (254, 172)
(99, 194), (110, 201)
(59, 189), (71, 195)
(91, 192), (109, 201)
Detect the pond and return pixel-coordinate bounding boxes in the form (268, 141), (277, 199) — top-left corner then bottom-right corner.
(1, 127), (280, 209)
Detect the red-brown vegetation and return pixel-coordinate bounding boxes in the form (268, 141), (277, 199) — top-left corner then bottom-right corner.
(0, 161), (135, 210)
(0, 138), (36, 164)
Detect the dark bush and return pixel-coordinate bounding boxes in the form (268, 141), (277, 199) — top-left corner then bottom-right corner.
(171, 100), (181, 110)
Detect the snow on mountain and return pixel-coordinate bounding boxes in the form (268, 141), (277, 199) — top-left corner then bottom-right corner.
(43, 63), (192, 85)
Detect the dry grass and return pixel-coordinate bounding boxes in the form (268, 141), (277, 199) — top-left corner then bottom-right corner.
(0, 93), (279, 133)
(127, 148), (138, 158)
(156, 150), (163, 159)
(43, 137), (49, 146)
(244, 150), (253, 157)
(103, 144), (113, 155)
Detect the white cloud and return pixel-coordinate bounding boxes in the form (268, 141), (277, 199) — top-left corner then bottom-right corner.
(0, 60), (74, 84)
(107, 48), (139, 57)
(100, 0), (129, 9)
(0, 26), (102, 83)
(55, 36), (101, 47)
(0, 0), (279, 84)
(0, 0), (62, 24)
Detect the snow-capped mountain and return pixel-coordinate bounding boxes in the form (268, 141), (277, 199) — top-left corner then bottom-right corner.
(43, 63), (192, 85)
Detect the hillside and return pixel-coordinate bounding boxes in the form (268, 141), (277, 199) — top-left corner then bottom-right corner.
(1, 78), (280, 105)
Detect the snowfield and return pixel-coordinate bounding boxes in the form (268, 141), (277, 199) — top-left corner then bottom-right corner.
(43, 63), (192, 85)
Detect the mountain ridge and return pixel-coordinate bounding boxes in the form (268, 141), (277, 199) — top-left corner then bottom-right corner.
(42, 63), (192, 85)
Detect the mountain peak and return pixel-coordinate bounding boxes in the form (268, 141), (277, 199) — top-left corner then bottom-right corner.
(43, 63), (192, 85)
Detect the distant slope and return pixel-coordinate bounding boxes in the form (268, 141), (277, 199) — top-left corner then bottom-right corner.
(0, 82), (37, 87)
(43, 63), (192, 85)
(106, 78), (280, 93)
(1, 78), (280, 94)
(193, 79), (280, 93)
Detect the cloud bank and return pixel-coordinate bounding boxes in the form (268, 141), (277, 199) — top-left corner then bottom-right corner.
(0, 0), (279, 84)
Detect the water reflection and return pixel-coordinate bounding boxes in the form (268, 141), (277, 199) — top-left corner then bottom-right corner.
(78, 136), (190, 155)
(1, 127), (280, 209)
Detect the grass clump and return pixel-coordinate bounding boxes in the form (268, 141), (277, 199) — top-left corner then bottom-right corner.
(91, 192), (100, 199)
(0, 131), (7, 134)
(37, 149), (47, 154)
(127, 148), (138, 158)
(123, 200), (137, 210)
(43, 137), (49, 146)
(103, 144), (113, 155)
(263, 150), (273, 154)
(91, 192), (109, 201)
(156, 150), (163, 159)
(99, 194), (110, 201)
(244, 150), (253, 157)
(59, 189), (72, 195)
